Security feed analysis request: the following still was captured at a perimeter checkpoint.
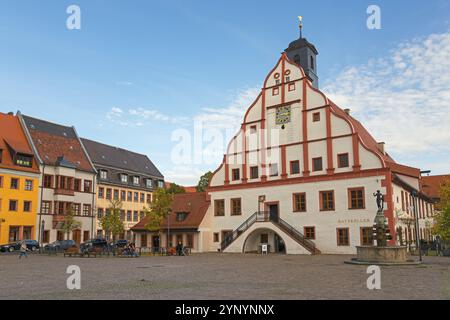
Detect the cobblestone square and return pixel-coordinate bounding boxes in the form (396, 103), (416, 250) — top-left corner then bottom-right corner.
(0, 253), (448, 300)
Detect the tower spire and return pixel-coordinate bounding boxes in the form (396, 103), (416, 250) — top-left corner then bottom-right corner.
(298, 16), (303, 39)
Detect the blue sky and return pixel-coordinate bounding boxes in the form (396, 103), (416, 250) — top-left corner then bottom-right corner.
(1, 1), (450, 184)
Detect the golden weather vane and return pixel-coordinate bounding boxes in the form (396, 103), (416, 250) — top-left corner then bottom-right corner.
(298, 16), (303, 38)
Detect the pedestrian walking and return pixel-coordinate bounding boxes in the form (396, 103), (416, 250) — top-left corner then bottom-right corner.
(19, 242), (28, 259)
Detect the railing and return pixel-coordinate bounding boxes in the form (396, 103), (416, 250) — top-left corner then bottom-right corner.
(220, 211), (320, 254)
(272, 216), (321, 254)
(220, 211), (267, 251)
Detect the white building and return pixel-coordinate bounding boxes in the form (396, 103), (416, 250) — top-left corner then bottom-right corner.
(133, 32), (436, 255)
(19, 113), (97, 244)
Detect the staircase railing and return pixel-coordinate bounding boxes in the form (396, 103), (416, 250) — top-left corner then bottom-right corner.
(220, 211), (320, 254)
(271, 216), (321, 254)
(220, 211), (269, 251)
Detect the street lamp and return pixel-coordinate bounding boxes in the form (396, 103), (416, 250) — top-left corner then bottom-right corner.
(411, 190), (422, 262)
(167, 209), (172, 251)
(40, 220), (45, 254)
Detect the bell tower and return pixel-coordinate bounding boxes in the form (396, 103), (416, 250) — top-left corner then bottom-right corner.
(284, 16), (319, 88)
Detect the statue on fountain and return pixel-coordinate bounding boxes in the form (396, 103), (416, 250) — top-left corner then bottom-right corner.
(372, 190), (390, 247)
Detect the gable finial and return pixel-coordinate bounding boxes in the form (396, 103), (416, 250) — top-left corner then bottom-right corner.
(298, 16), (303, 38)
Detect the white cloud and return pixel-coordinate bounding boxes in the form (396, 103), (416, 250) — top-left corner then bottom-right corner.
(323, 29), (450, 168)
(106, 107), (189, 126)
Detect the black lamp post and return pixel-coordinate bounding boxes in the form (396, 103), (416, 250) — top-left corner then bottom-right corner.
(411, 190), (422, 262)
(40, 220), (45, 254)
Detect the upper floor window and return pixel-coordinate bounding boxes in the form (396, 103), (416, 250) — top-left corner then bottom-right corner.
(312, 112), (320, 122)
(84, 180), (92, 193)
(232, 168), (240, 181)
(113, 189), (119, 200)
(25, 179), (33, 191)
(106, 188), (112, 200)
(0, 176), (3, 188)
(133, 176), (140, 185)
(15, 153), (32, 167)
(98, 187), (104, 198)
(10, 178), (19, 190)
(269, 163), (279, 177)
(290, 160), (300, 175)
(312, 157), (323, 172)
(293, 193), (306, 212)
(99, 170), (108, 180)
(320, 190), (335, 211)
(288, 83), (295, 91)
(74, 179), (81, 191)
(120, 174), (128, 183)
(272, 87), (279, 96)
(349, 187), (365, 209)
(338, 153), (349, 168)
(231, 198), (242, 216)
(214, 200), (225, 216)
(43, 175), (52, 188)
(146, 179), (153, 188)
(250, 166), (259, 179)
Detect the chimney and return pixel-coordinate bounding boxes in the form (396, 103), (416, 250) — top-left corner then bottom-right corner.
(344, 109), (350, 115)
(7, 112), (14, 116)
(377, 142), (385, 154)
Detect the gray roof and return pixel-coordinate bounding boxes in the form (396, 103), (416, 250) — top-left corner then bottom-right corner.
(22, 115), (77, 138)
(81, 138), (164, 179)
(285, 37), (318, 55)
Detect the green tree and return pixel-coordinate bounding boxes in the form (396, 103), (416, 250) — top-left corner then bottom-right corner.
(196, 171), (213, 192)
(433, 178), (450, 241)
(144, 188), (174, 246)
(100, 199), (125, 241)
(59, 209), (82, 240)
(166, 182), (186, 194)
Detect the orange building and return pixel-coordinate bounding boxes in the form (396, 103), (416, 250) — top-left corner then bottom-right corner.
(0, 112), (40, 244)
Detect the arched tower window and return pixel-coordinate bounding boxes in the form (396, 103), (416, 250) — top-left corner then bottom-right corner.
(310, 56), (314, 70)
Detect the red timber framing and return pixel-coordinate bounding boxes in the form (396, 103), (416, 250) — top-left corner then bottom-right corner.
(381, 170), (396, 245)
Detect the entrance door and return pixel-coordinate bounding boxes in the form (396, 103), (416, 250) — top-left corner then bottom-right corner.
(269, 204), (279, 222)
(152, 235), (160, 250)
(141, 234), (148, 247)
(72, 230), (81, 244)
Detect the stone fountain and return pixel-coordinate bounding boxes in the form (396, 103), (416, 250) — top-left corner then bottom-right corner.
(346, 191), (421, 265)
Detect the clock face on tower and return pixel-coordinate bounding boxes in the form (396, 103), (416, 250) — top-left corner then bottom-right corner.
(276, 105), (291, 125)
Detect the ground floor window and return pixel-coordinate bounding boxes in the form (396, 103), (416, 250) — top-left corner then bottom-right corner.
(141, 234), (148, 247)
(83, 231), (90, 242)
(260, 234), (269, 243)
(337, 228), (349, 246)
(360, 227), (373, 246)
(213, 233), (219, 242)
(9, 226), (20, 242)
(23, 226), (32, 240)
(57, 231), (64, 241)
(186, 234), (194, 248)
(42, 230), (50, 243)
(304, 227), (315, 240)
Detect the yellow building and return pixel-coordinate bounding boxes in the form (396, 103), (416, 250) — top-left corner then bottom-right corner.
(81, 138), (164, 241)
(0, 112), (40, 245)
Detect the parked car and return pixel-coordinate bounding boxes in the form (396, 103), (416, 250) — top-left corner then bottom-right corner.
(0, 240), (40, 252)
(44, 240), (76, 252)
(113, 239), (129, 248)
(80, 238), (109, 252)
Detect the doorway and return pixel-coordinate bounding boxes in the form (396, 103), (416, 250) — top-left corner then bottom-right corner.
(72, 230), (81, 244)
(152, 235), (160, 250)
(268, 203), (279, 222)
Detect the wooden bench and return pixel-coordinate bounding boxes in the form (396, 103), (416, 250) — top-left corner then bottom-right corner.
(63, 246), (80, 257)
(84, 246), (104, 258)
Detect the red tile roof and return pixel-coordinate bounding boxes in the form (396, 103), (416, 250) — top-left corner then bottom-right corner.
(0, 112), (39, 173)
(131, 192), (210, 231)
(420, 174), (450, 200)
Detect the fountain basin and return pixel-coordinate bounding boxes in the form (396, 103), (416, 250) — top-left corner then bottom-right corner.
(345, 246), (421, 266)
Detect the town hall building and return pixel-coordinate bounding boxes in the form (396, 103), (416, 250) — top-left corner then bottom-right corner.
(133, 29), (436, 255)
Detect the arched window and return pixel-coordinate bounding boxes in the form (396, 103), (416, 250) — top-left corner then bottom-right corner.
(310, 56), (314, 70)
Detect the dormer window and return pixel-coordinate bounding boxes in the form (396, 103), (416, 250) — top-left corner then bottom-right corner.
(146, 179), (153, 188)
(176, 212), (188, 222)
(158, 180), (164, 188)
(120, 174), (128, 183)
(99, 170), (108, 180)
(133, 176), (140, 185)
(15, 154), (32, 168)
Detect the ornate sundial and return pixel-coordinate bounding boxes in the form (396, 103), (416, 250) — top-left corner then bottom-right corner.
(276, 105), (291, 125)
